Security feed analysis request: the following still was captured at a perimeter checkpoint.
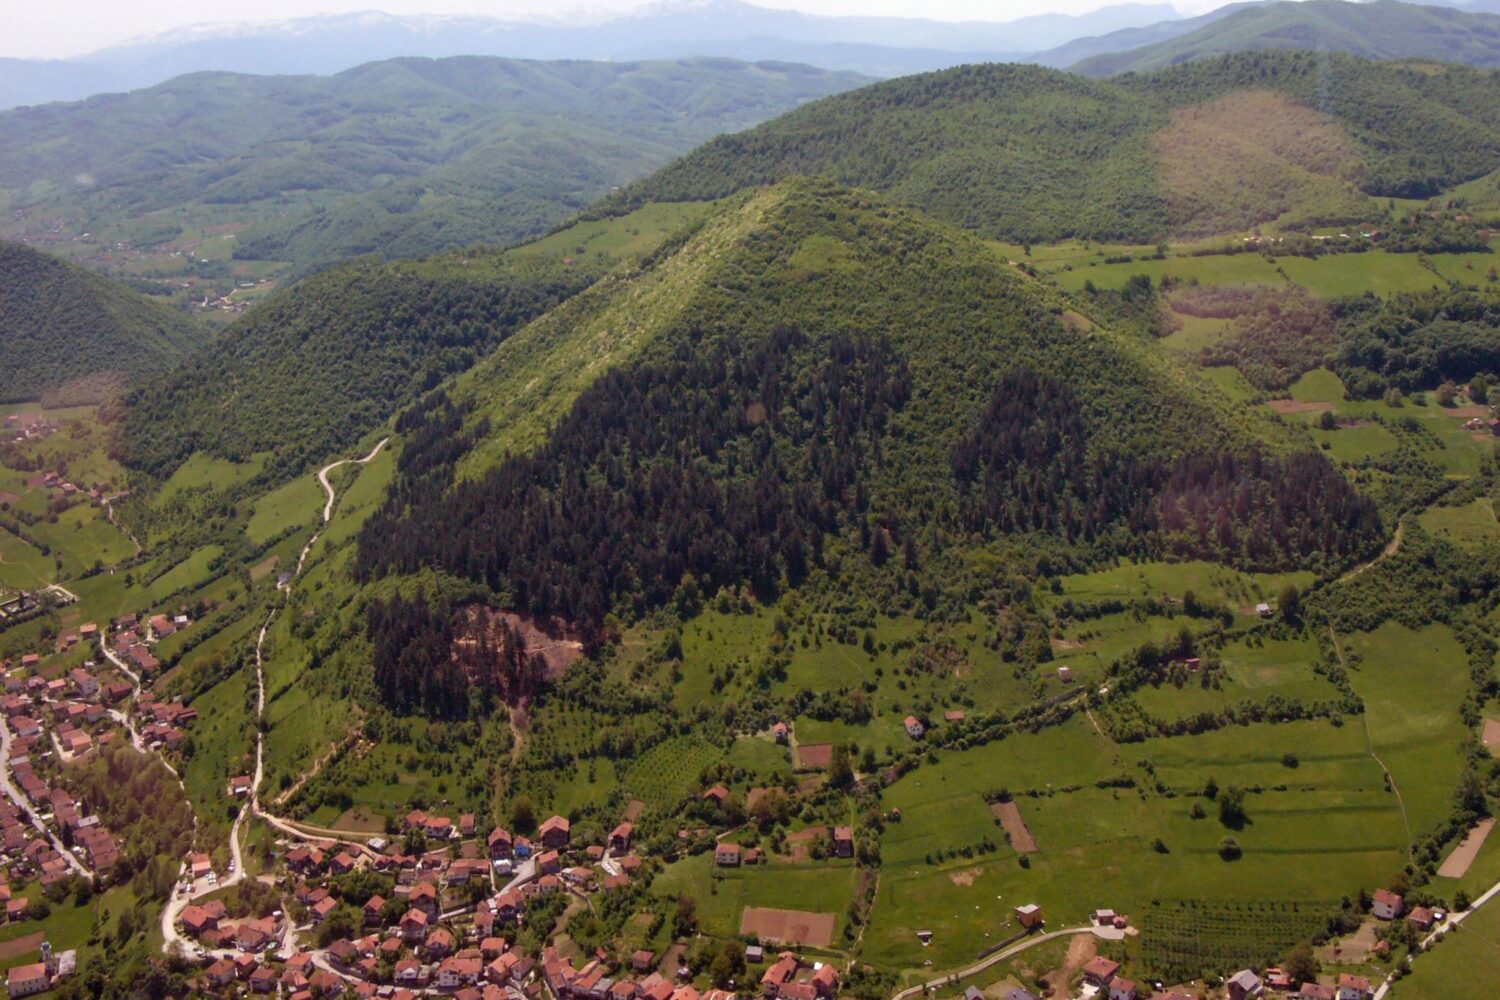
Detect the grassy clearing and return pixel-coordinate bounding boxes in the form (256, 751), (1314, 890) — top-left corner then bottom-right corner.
(144, 544), (223, 603)
(653, 853), (857, 944)
(1051, 252), (1286, 293)
(1277, 253), (1443, 298)
(1132, 634), (1344, 721)
(156, 451), (268, 500)
(1343, 623), (1471, 838)
(246, 472), (323, 545)
(1417, 499), (1500, 549)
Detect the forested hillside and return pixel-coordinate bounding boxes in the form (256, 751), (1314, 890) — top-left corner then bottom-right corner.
(600, 52), (1500, 241)
(356, 180), (1378, 680)
(1073, 0), (1500, 76)
(0, 240), (201, 403)
(118, 250), (594, 483)
(0, 57), (865, 273)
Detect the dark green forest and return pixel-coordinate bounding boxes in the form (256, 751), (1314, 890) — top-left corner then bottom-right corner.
(118, 250), (594, 481)
(0, 240), (202, 403)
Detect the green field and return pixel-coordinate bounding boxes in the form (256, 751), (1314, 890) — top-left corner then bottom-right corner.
(1343, 623), (1471, 839)
(246, 472), (323, 545)
(1418, 499), (1500, 549)
(1389, 896), (1500, 998)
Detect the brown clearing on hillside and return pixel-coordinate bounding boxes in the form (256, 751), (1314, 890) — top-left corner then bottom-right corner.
(1445, 405), (1490, 418)
(990, 800), (1038, 853)
(623, 799), (647, 823)
(1484, 718), (1500, 752)
(1438, 817), (1495, 878)
(1267, 399), (1334, 414)
(739, 907), (836, 948)
(449, 604), (583, 708)
(1153, 90), (1367, 235)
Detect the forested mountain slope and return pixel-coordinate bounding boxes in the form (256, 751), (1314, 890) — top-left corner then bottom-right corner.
(600, 52), (1500, 242)
(0, 240), (202, 404)
(1073, 0), (1500, 76)
(117, 249), (595, 483)
(355, 180), (1378, 677)
(0, 56), (865, 271)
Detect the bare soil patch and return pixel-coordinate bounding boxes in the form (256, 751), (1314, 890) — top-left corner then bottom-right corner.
(786, 825), (829, 863)
(453, 603), (584, 681)
(796, 743), (833, 769)
(0, 931), (44, 961)
(1445, 405), (1490, 418)
(1317, 918), (1379, 965)
(990, 800), (1038, 853)
(948, 866), (983, 886)
(1267, 399), (1334, 414)
(1040, 933), (1096, 995)
(623, 799), (647, 823)
(1484, 718), (1500, 753)
(739, 907), (836, 948)
(1438, 817), (1495, 878)
(331, 807), (389, 834)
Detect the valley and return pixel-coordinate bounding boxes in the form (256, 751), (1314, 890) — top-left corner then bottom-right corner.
(0, 24), (1499, 1000)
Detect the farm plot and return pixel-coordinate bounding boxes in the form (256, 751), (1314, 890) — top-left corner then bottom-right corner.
(622, 734), (722, 808)
(740, 907), (837, 947)
(990, 801), (1037, 853)
(1140, 899), (1337, 984)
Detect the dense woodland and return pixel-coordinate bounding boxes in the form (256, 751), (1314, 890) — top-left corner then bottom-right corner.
(602, 52), (1500, 242)
(0, 241), (201, 403)
(953, 371), (1381, 566)
(119, 251), (594, 482)
(359, 327), (913, 624)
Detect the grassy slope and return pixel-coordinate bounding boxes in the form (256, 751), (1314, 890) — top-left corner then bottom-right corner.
(0, 240), (202, 403)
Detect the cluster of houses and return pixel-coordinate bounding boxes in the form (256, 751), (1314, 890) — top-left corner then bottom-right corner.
(4, 416), (59, 446)
(179, 899), (283, 953)
(26, 468), (126, 509)
(113, 611), (194, 677)
(542, 946), (834, 1000)
(176, 810), (657, 996)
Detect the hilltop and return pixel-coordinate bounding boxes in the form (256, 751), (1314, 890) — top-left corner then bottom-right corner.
(0, 240), (202, 404)
(354, 180), (1374, 676)
(0, 56), (865, 275)
(601, 52), (1500, 242)
(1073, 0), (1500, 76)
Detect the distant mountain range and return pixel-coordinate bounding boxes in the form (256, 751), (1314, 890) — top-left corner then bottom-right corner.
(1071, 0), (1500, 75)
(0, 57), (866, 273)
(0, 1), (1181, 108)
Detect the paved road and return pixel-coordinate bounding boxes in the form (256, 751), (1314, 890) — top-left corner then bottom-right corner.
(890, 926), (1093, 1000)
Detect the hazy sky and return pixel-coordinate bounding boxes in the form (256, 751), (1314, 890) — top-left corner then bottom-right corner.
(4, 0), (1234, 60)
